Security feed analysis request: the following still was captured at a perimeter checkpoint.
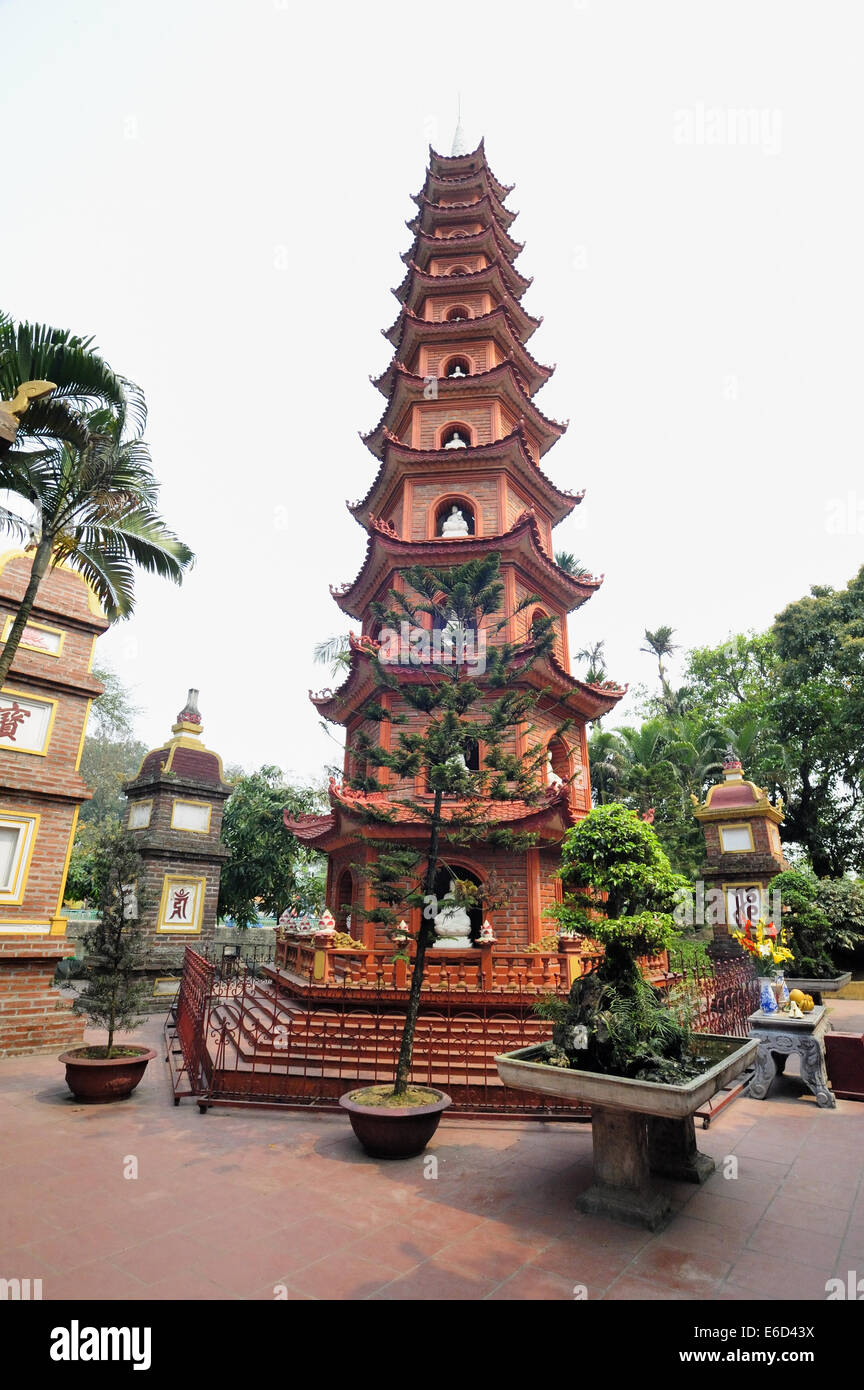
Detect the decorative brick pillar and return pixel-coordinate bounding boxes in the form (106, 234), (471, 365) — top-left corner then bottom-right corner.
(692, 756), (788, 955)
(0, 549), (109, 1056)
(124, 690), (231, 1004)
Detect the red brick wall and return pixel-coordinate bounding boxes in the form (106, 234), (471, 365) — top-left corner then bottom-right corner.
(0, 937), (84, 1056)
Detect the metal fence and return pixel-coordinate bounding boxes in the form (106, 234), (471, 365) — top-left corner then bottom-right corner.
(166, 945), (759, 1117)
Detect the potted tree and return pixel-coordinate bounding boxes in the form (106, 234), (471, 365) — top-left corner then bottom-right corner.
(495, 805), (757, 1228)
(59, 824), (155, 1103)
(338, 553), (566, 1157)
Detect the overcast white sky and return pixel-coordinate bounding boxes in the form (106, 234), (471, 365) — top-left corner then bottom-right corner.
(3, 0), (863, 779)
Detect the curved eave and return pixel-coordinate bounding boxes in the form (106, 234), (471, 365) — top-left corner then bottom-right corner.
(407, 196), (523, 258)
(309, 644), (382, 722)
(329, 511), (598, 622)
(515, 646), (628, 720)
(283, 810), (336, 844)
(410, 186), (517, 234)
(361, 361), (566, 461)
(373, 306), (553, 398)
(397, 228), (531, 296)
(428, 140), (512, 201)
(412, 170), (517, 228)
(347, 428), (581, 529)
(386, 266), (541, 347)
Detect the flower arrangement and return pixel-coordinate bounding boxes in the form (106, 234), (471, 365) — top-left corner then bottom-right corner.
(732, 918), (794, 977)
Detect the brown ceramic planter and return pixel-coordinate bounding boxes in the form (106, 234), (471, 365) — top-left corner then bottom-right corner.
(339, 1087), (451, 1158)
(59, 1046), (156, 1104)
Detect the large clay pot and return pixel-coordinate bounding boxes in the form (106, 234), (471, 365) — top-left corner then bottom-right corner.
(59, 1046), (156, 1104)
(339, 1087), (451, 1158)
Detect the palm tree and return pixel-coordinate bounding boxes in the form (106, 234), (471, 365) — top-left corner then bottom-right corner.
(555, 551), (592, 578)
(313, 635), (351, 679)
(0, 408), (193, 685)
(587, 727), (626, 804)
(575, 639), (607, 684)
(641, 625), (679, 710)
(0, 315), (137, 461)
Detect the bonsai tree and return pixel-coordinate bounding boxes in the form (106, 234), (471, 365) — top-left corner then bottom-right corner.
(347, 552), (568, 1100)
(73, 824), (151, 1056)
(540, 804), (700, 1082)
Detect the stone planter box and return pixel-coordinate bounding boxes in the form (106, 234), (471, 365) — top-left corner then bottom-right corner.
(784, 973), (851, 1005)
(496, 1035), (757, 1230)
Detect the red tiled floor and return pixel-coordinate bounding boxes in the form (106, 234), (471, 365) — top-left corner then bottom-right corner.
(727, 1249), (835, 1300)
(2, 1011), (863, 1301)
(487, 1266), (580, 1300)
(745, 1219), (843, 1267)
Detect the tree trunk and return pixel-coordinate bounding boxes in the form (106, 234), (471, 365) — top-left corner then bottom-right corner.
(0, 538), (52, 687)
(392, 790), (443, 1096)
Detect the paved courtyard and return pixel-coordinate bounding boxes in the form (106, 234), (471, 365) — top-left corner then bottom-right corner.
(2, 1003), (863, 1302)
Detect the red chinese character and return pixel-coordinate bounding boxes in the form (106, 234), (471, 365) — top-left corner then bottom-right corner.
(169, 888), (191, 920)
(0, 700), (31, 742)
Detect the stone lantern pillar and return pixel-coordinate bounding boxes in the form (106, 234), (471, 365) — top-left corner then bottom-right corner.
(692, 755), (787, 955)
(124, 690), (232, 1004)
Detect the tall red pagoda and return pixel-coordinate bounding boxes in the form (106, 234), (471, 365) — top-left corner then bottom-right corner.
(286, 133), (625, 952)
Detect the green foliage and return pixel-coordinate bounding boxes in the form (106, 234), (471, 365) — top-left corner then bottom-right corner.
(817, 878), (864, 954)
(78, 666), (147, 828)
(773, 867), (864, 976)
(543, 969), (698, 1082)
(539, 803), (697, 1081)
(65, 665), (146, 904)
(73, 825), (151, 1054)
(0, 318), (194, 686)
(589, 565), (864, 879)
(218, 766), (326, 928)
(551, 803), (689, 926)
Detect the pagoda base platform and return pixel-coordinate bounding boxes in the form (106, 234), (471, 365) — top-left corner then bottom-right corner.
(167, 947), (589, 1117)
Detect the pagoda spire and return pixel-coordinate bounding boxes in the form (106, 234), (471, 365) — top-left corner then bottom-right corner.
(451, 94), (469, 156)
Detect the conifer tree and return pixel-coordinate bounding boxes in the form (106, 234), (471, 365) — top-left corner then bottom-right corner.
(73, 824), (150, 1056)
(348, 553), (572, 1096)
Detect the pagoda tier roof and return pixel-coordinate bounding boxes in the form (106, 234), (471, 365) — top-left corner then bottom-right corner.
(412, 168), (517, 228)
(284, 779), (577, 850)
(398, 226), (531, 294)
(428, 140), (512, 202)
(347, 427), (581, 530)
(410, 182), (517, 233)
(373, 306), (553, 399)
(408, 195), (523, 259)
(386, 262), (541, 345)
(328, 508), (598, 623)
(362, 361), (566, 461)
(309, 630), (624, 726)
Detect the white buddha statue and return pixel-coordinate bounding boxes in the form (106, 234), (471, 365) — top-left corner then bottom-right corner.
(443, 430), (467, 450)
(433, 881), (473, 950)
(441, 504), (469, 536)
(547, 749), (563, 788)
(448, 363), (467, 378)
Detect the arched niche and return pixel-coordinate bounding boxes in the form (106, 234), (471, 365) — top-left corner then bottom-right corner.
(433, 495), (476, 537)
(334, 867), (356, 932)
(442, 354), (472, 379)
(432, 864), (484, 946)
(439, 422), (473, 450)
